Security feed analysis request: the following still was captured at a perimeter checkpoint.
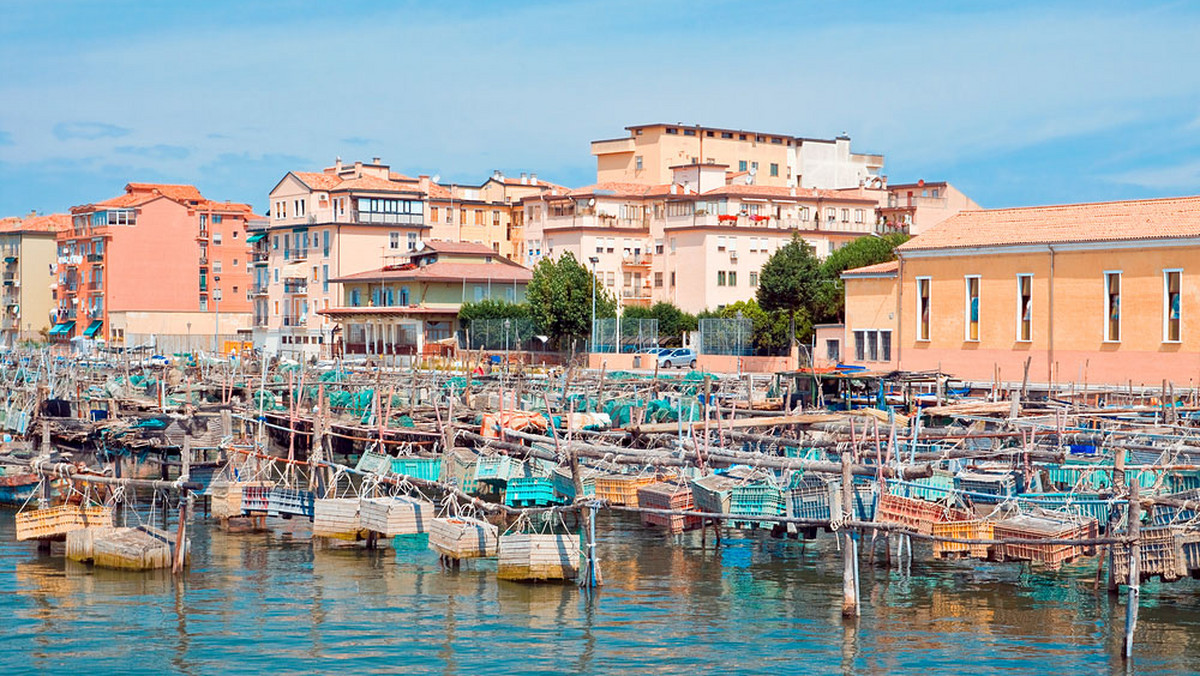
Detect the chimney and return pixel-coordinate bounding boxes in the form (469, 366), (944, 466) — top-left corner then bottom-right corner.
(372, 156), (382, 165)
(530, 173), (537, 185)
(334, 156), (343, 171)
(520, 172), (528, 185)
(493, 170), (503, 180)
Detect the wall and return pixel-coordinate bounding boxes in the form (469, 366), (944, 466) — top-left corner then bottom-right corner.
(18, 233), (56, 337)
(842, 274), (900, 369)
(586, 351), (794, 373)
(108, 198), (199, 313)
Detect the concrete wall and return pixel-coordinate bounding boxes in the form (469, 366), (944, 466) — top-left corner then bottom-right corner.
(586, 352), (794, 373)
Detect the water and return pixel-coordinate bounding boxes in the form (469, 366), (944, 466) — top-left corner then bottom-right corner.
(2, 512), (1200, 674)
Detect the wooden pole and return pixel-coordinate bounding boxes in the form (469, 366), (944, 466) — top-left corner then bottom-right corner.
(841, 449), (858, 617)
(1124, 480), (1141, 660)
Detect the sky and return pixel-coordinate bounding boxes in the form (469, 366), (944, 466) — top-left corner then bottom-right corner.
(1, 0), (1199, 216)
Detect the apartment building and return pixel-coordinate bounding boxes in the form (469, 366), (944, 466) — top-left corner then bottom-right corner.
(523, 163), (880, 314)
(318, 241), (530, 357)
(841, 195), (1200, 386)
(591, 123), (884, 190)
(877, 180), (981, 235)
(55, 183), (253, 350)
(425, 171), (560, 260)
(0, 213), (66, 346)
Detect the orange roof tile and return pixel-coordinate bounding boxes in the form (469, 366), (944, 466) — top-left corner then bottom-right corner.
(332, 259), (531, 284)
(841, 260), (898, 276)
(194, 200), (256, 215)
(333, 174), (422, 194)
(125, 183), (203, 202)
(292, 171), (342, 191)
(566, 182), (694, 199)
(900, 195), (1200, 251)
(0, 213), (69, 234)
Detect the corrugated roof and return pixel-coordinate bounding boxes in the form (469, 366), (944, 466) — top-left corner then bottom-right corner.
(899, 195), (1200, 251)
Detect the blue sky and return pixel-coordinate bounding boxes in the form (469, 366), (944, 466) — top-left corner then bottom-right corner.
(1, 0), (1198, 216)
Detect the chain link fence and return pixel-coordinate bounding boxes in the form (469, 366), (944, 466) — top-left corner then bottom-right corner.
(591, 318), (659, 353)
(698, 317), (753, 356)
(464, 318), (540, 350)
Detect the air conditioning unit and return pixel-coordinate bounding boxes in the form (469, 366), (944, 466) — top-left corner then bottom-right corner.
(729, 250), (738, 260)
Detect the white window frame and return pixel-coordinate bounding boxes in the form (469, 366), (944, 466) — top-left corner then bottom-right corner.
(1164, 268), (1183, 344)
(1016, 274), (1033, 343)
(916, 276), (932, 341)
(1104, 270), (1122, 343)
(963, 275), (980, 342)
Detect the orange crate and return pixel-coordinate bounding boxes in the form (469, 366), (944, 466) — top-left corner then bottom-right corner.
(594, 474), (659, 506)
(637, 482), (702, 532)
(16, 505), (113, 542)
(932, 520), (994, 559)
(992, 513), (1097, 568)
(876, 492), (971, 535)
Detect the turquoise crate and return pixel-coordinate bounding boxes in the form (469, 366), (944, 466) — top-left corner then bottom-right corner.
(1169, 471), (1200, 493)
(552, 468), (594, 501)
(474, 455), (516, 485)
(505, 477), (563, 507)
(832, 477), (878, 521)
(890, 472), (954, 501)
(390, 457), (442, 482)
(787, 477), (832, 521)
(355, 450), (392, 475)
(1015, 492), (1116, 526)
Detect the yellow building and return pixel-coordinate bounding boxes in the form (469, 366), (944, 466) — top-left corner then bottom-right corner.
(591, 123), (884, 190)
(0, 213), (66, 346)
(425, 171), (560, 261)
(842, 195), (1200, 387)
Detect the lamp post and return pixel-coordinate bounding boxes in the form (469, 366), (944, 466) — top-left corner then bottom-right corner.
(588, 256), (600, 353)
(213, 275), (221, 354)
(736, 309), (744, 375)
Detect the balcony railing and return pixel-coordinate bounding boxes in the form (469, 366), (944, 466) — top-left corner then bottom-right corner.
(250, 284), (269, 297)
(352, 211), (423, 226)
(284, 248), (309, 261)
(87, 282), (103, 292)
(252, 251), (270, 264)
(86, 253), (103, 263)
(283, 281), (308, 294)
(621, 254), (652, 267)
(282, 314), (306, 327)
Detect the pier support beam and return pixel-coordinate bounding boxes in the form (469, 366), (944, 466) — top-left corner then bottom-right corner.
(841, 450), (859, 618)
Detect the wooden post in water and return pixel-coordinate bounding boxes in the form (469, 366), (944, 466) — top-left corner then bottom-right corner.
(841, 450), (858, 618)
(172, 493), (188, 574)
(1109, 450), (1127, 594)
(1124, 480), (1141, 660)
(182, 436), (193, 518)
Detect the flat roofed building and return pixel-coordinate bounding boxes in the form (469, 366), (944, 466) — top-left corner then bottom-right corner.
(0, 212), (68, 347)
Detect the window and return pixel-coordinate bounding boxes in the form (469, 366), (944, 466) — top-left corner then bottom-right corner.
(635, 156), (643, 171)
(739, 160), (747, 172)
(655, 240), (664, 254)
(717, 271), (726, 286)
(841, 209), (849, 223)
(665, 127), (678, 135)
(213, 261), (223, 273)
(880, 331), (892, 361)
(769, 163), (779, 177)
(1105, 271), (1121, 342)
(750, 271), (758, 287)
(1017, 274), (1033, 342)
(1165, 269), (1182, 342)
(826, 208), (836, 222)
(854, 331), (866, 361)
(430, 206), (439, 222)
(446, 207), (453, 223)
(654, 272), (663, 288)
(272, 235), (279, 250)
(323, 230), (330, 257)
(460, 208), (467, 223)
(213, 233), (223, 244)
(322, 264), (329, 293)
(916, 277), (931, 341)
(866, 331), (879, 361)
(670, 271), (676, 287)
(474, 209), (483, 225)
(683, 128), (695, 136)
(390, 232), (400, 250)
(728, 271), (737, 286)
(826, 339), (840, 362)
(606, 272), (615, 287)
(408, 232), (418, 251)
(717, 236), (726, 252)
(492, 210), (500, 226)
(854, 209), (864, 223)
(721, 132), (733, 139)
(751, 161), (759, 171)
(964, 275), (980, 341)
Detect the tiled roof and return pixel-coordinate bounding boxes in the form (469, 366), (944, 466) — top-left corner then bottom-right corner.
(194, 200), (256, 215)
(332, 260), (532, 284)
(419, 240), (501, 256)
(0, 213), (69, 234)
(567, 182), (694, 198)
(125, 183), (203, 202)
(292, 171), (342, 191)
(899, 195), (1200, 251)
(333, 174), (423, 194)
(425, 182), (452, 199)
(841, 260), (899, 277)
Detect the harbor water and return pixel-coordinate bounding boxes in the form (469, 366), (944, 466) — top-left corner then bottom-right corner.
(3, 512), (1200, 675)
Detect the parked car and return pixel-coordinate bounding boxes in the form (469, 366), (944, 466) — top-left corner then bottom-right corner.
(641, 347), (668, 357)
(657, 348), (696, 369)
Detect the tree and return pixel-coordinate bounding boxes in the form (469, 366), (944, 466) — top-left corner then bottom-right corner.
(627, 302), (697, 347)
(756, 233), (822, 346)
(814, 232), (910, 322)
(525, 252), (616, 350)
(717, 299), (792, 356)
(457, 298), (530, 322)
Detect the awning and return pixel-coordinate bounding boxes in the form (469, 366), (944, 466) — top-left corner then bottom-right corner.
(282, 261), (309, 279)
(246, 233), (266, 243)
(83, 320), (103, 338)
(3, 256), (16, 263)
(49, 321), (75, 336)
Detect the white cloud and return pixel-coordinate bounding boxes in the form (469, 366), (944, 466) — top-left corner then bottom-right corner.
(1107, 160), (1200, 190)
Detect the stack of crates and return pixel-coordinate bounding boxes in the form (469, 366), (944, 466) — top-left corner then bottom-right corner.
(690, 472), (783, 530)
(15, 505), (113, 541)
(1150, 488), (1200, 526)
(440, 448), (480, 495)
(241, 483), (274, 513)
(931, 519), (994, 559)
(474, 455), (518, 488)
(389, 456), (442, 482)
(830, 477), (880, 522)
(552, 467), (595, 502)
(954, 470), (1017, 504)
(594, 474), (658, 506)
(893, 470), (955, 502)
(1017, 493), (1115, 527)
(505, 477), (561, 508)
(875, 492), (972, 535)
(1111, 525), (1188, 582)
(786, 475), (832, 522)
(637, 481), (701, 532)
(991, 512), (1097, 568)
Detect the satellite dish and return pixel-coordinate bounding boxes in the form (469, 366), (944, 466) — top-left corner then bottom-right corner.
(431, 174), (441, 184)
(588, 198), (596, 206)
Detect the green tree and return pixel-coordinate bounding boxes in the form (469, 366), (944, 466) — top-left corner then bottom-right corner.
(457, 298), (530, 322)
(711, 299), (793, 356)
(648, 302), (697, 347)
(525, 252), (616, 349)
(814, 232), (910, 322)
(756, 233), (822, 345)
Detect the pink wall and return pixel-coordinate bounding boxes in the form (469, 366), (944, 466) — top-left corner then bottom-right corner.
(108, 198), (199, 312)
(587, 352), (794, 373)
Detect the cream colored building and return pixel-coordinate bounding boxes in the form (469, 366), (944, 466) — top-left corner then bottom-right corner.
(591, 123), (884, 190)
(0, 213), (65, 346)
(876, 181), (981, 235)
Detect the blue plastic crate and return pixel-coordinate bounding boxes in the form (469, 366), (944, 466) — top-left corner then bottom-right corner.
(389, 457), (442, 482)
(505, 477), (563, 507)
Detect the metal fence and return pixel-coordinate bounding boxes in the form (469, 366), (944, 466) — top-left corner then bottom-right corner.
(698, 317), (753, 356)
(591, 318), (659, 353)
(465, 318), (541, 350)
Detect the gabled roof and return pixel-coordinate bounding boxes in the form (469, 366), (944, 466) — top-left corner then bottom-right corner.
(331, 259), (532, 284)
(291, 171), (342, 191)
(0, 213), (69, 234)
(899, 195), (1200, 252)
(418, 240), (501, 256)
(194, 200), (256, 215)
(841, 260), (899, 278)
(333, 174), (423, 194)
(125, 183), (203, 202)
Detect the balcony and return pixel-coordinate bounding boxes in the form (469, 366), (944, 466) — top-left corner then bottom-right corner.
(621, 285), (652, 300)
(196, 230), (209, 241)
(3, 255), (16, 265)
(87, 282), (103, 292)
(621, 253), (652, 267)
(250, 284), (269, 297)
(252, 251), (270, 265)
(543, 214), (647, 231)
(86, 253), (103, 263)
(283, 280), (308, 294)
(198, 256), (208, 266)
(282, 314), (306, 327)
(665, 213), (808, 230)
(2, 274), (14, 286)
(351, 211), (423, 226)
(283, 248), (309, 261)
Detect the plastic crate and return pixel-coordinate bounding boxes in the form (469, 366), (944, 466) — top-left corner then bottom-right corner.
(240, 482), (275, 513)
(355, 450), (392, 476)
(830, 477), (879, 522)
(637, 482), (702, 532)
(16, 505), (112, 541)
(594, 474), (658, 506)
(441, 449), (479, 495)
(390, 456), (442, 482)
(1016, 493), (1115, 527)
(787, 476), (832, 521)
(1151, 489), (1200, 526)
(954, 471), (1017, 504)
(875, 492), (971, 535)
(1168, 471), (1200, 493)
(1111, 526), (1187, 582)
(992, 513), (1097, 568)
(932, 519), (993, 559)
(267, 486), (315, 518)
(552, 467), (595, 502)
(505, 477), (562, 507)
(893, 471), (955, 502)
(474, 455), (516, 485)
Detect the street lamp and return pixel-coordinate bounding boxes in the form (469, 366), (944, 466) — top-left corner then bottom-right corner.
(736, 309), (744, 375)
(588, 256), (599, 353)
(213, 275), (221, 354)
